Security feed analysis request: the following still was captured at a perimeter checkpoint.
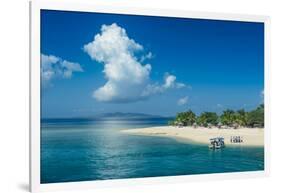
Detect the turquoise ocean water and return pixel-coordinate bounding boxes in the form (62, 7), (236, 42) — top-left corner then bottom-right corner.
(41, 117), (264, 183)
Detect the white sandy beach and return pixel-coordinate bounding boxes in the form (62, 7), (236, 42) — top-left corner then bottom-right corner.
(122, 126), (264, 147)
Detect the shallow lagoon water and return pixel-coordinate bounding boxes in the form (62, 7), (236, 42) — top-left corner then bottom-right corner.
(41, 118), (264, 183)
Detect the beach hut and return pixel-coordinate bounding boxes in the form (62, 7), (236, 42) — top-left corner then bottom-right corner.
(175, 121), (184, 128)
(253, 123), (263, 128)
(192, 122), (198, 128)
(233, 123), (239, 129)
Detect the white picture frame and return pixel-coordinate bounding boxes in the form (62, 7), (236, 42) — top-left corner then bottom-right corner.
(30, 0), (270, 192)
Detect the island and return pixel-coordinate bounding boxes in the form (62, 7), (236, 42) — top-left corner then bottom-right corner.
(122, 104), (264, 147)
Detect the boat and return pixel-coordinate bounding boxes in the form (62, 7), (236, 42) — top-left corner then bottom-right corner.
(209, 137), (225, 149)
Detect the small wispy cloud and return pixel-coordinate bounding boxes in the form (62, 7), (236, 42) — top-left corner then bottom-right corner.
(142, 73), (186, 97)
(216, 104), (223, 108)
(260, 89), (264, 98)
(41, 54), (83, 87)
(140, 52), (153, 62)
(177, 96), (189, 106)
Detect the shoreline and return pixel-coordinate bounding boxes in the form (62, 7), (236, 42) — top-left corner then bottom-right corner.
(121, 126), (264, 147)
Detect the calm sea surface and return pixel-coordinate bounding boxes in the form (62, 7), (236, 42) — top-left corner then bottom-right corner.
(41, 118), (264, 183)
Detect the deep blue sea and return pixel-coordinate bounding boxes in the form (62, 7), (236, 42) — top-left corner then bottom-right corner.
(41, 117), (264, 184)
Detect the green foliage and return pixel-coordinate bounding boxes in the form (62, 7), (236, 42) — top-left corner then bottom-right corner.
(220, 109), (236, 126)
(175, 110), (196, 126)
(197, 112), (218, 127)
(246, 104), (264, 127)
(236, 109), (248, 126)
(170, 104), (264, 128)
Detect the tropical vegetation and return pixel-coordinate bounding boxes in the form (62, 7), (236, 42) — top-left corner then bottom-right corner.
(169, 104), (264, 128)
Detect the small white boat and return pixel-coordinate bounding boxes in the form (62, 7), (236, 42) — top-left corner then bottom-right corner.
(209, 137), (225, 149)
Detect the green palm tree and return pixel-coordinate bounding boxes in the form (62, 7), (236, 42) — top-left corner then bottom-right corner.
(175, 110), (196, 126)
(235, 109), (247, 126)
(198, 112), (218, 127)
(246, 104), (264, 127)
(220, 109), (236, 126)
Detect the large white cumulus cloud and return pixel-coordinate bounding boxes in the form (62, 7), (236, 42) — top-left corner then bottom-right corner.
(41, 54), (83, 87)
(84, 23), (185, 103)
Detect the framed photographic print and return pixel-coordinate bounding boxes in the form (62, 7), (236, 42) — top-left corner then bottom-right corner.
(30, 1), (270, 192)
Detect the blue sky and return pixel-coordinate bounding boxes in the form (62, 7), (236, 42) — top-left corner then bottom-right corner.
(41, 10), (264, 118)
